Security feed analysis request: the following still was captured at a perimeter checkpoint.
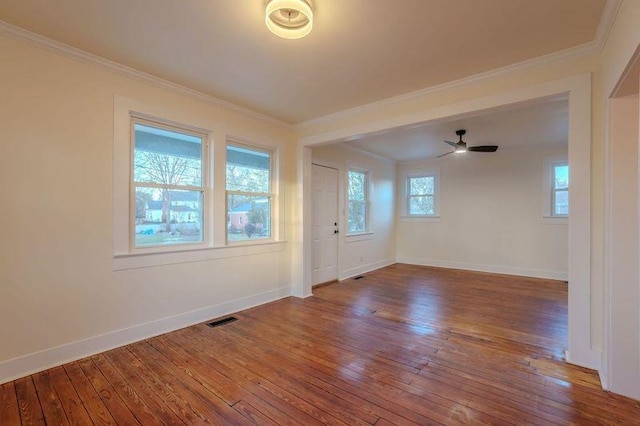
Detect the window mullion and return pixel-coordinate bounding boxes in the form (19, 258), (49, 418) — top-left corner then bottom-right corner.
(227, 190), (270, 197)
(135, 182), (204, 192)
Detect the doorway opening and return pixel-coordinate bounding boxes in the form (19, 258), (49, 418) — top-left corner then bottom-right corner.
(295, 74), (597, 371)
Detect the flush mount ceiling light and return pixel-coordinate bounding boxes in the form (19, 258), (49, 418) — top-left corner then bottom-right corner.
(265, 0), (313, 39)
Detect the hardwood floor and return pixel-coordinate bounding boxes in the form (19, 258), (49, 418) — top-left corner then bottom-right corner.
(2, 264), (639, 425)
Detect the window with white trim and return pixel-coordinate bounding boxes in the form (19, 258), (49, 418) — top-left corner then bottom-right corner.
(406, 174), (437, 216)
(113, 97), (285, 269)
(132, 118), (207, 248)
(347, 169), (369, 234)
(226, 144), (273, 242)
(551, 162), (569, 216)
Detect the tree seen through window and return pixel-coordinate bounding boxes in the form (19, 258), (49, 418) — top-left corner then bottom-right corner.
(348, 170), (368, 233)
(226, 145), (272, 241)
(407, 175), (435, 216)
(132, 122), (205, 247)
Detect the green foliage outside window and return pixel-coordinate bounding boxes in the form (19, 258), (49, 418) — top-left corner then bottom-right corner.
(348, 170), (367, 233)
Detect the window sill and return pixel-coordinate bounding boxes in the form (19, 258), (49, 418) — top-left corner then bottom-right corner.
(400, 216), (441, 223)
(113, 240), (286, 271)
(225, 237), (276, 247)
(345, 232), (374, 242)
(542, 216), (568, 225)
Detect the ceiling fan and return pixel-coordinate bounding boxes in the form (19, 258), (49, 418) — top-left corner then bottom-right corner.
(438, 129), (499, 158)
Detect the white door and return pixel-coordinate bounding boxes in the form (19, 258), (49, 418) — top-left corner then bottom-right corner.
(312, 164), (339, 285)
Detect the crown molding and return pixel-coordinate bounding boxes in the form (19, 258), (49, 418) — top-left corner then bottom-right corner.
(1, 0), (621, 130)
(0, 20), (290, 128)
(296, 40), (598, 129)
(297, 0), (623, 130)
(595, 0), (622, 51)
(609, 42), (640, 98)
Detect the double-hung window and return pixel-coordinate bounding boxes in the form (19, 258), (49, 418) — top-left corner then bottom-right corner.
(114, 97), (284, 269)
(132, 119), (206, 248)
(407, 174), (437, 216)
(552, 162), (569, 216)
(347, 169), (369, 234)
(226, 144), (273, 242)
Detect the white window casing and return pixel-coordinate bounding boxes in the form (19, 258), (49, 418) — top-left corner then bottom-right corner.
(400, 170), (441, 222)
(405, 173), (439, 217)
(542, 155), (568, 224)
(347, 168), (370, 235)
(112, 95), (284, 270)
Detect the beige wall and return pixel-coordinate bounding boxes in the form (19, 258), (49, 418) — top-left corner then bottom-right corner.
(312, 144), (396, 279)
(396, 144), (568, 279)
(0, 35), (295, 382)
(606, 94), (640, 399)
(600, 0), (640, 400)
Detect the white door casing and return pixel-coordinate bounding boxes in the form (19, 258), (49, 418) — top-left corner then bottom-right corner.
(312, 164), (339, 285)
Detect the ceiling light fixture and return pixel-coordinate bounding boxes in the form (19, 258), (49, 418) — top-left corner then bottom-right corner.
(265, 0), (313, 39)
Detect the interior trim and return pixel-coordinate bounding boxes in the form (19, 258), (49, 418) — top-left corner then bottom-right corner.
(595, 0), (623, 51)
(0, 286), (291, 385)
(397, 257), (568, 281)
(296, 0), (620, 130)
(0, 0), (620, 129)
(0, 20), (289, 127)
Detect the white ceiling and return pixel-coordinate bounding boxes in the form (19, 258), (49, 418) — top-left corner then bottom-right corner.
(345, 97), (569, 162)
(0, 0), (606, 123)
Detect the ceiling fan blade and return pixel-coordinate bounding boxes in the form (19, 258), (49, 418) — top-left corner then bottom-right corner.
(437, 151), (455, 158)
(467, 145), (499, 152)
(444, 140), (458, 148)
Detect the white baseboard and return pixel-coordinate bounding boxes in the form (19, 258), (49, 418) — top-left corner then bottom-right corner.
(397, 257), (568, 281)
(565, 349), (602, 372)
(597, 350), (609, 391)
(339, 258), (396, 281)
(0, 286), (291, 385)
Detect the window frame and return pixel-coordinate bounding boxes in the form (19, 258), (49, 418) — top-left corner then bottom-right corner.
(346, 168), (370, 235)
(112, 96), (286, 270)
(551, 161), (569, 217)
(129, 114), (210, 254)
(225, 141), (276, 244)
(405, 173), (438, 217)
(541, 155), (568, 223)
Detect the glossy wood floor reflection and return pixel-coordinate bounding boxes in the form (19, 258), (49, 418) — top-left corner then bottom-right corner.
(3, 265), (640, 425)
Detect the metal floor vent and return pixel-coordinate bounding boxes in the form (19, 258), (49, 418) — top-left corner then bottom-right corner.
(354, 275), (365, 280)
(206, 316), (237, 328)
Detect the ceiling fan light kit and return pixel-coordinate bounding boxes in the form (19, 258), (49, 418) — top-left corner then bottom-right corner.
(438, 129), (499, 158)
(265, 0), (313, 39)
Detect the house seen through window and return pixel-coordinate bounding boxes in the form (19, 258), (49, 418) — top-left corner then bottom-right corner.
(133, 121), (206, 248)
(226, 144), (273, 242)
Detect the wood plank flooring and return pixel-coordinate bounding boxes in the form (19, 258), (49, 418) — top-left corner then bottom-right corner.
(2, 264), (640, 424)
